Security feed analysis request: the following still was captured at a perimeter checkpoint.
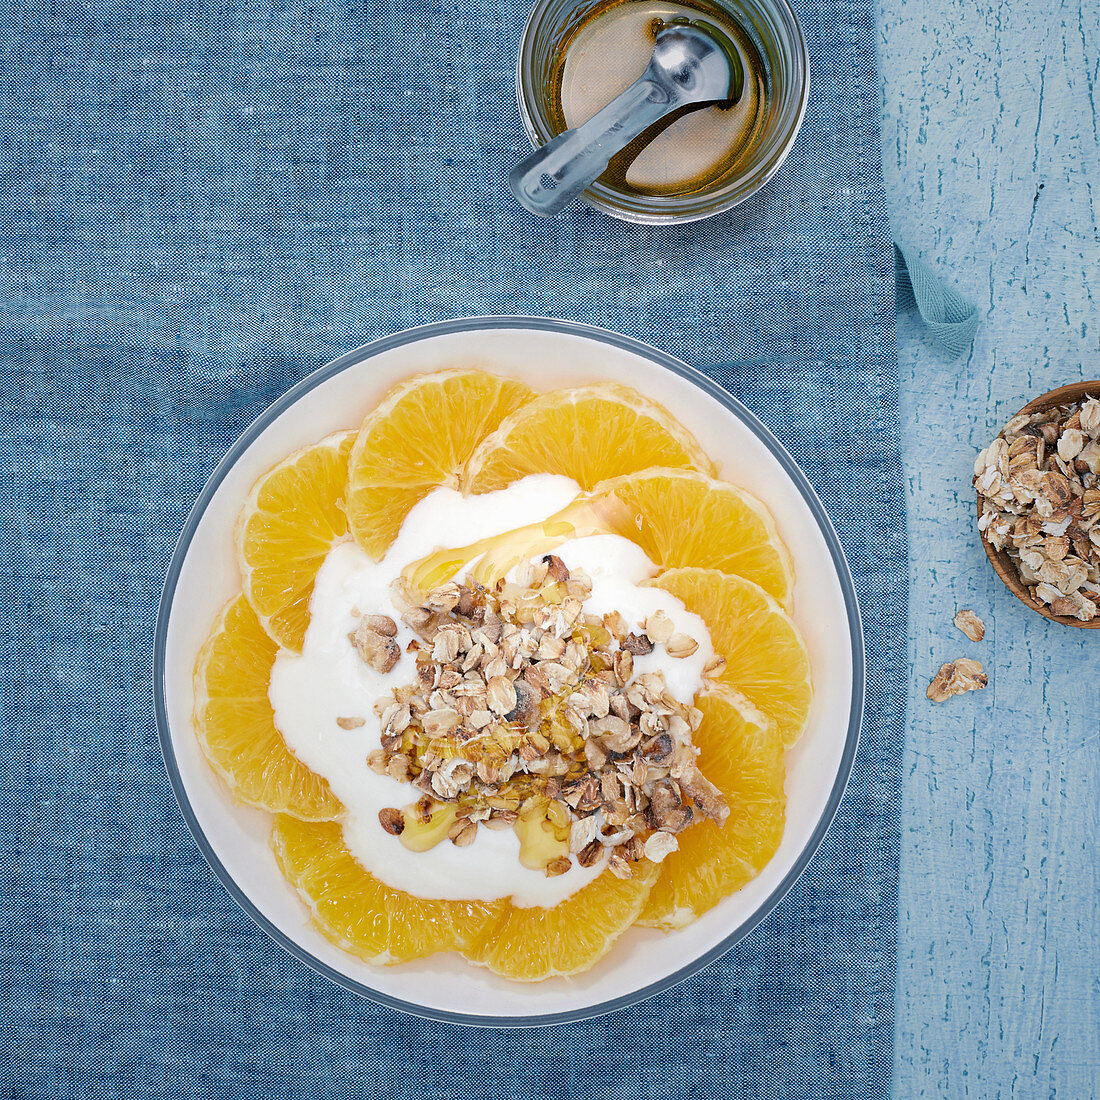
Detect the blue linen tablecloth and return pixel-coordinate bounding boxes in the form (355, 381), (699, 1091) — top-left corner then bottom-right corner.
(0, 0), (906, 1092)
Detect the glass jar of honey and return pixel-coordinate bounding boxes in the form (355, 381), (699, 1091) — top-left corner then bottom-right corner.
(516, 0), (808, 222)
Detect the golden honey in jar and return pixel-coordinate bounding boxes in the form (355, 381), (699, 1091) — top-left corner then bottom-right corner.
(549, 0), (768, 198)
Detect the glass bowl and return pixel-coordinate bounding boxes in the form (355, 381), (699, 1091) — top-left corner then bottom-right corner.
(516, 0), (809, 223)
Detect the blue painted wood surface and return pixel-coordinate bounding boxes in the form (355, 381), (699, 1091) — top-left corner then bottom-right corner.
(878, 0), (1099, 1092)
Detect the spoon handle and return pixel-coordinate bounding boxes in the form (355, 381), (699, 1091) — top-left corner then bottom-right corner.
(508, 72), (678, 217)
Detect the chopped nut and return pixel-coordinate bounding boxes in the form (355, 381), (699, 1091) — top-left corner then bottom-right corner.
(612, 648), (633, 685)
(542, 554), (570, 582)
(927, 658), (989, 702)
(361, 613), (397, 637)
(378, 807), (405, 836)
(680, 772), (726, 826)
(544, 856), (572, 877)
(455, 584), (483, 618)
(336, 716), (365, 730)
(592, 715), (640, 753)
(621, 632), (654, 655)
(953, 609), (986, 642)
(354, 623), (400, 673)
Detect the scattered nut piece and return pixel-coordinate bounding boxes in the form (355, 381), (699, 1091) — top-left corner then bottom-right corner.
(336, 716), (365, 730)
(927, 658), (989, 702)
(378, 807), (405, 835)
(953, 609), (986, 642)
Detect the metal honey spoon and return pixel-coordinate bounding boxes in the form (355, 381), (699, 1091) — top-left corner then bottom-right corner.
(508, 20), (746, 217)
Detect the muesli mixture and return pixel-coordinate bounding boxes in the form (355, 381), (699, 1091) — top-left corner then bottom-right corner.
(974, 395), (1100, 621)
(348, 554), (730, 879)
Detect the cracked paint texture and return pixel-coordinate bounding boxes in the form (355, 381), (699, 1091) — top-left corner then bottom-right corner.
(879, 0), (1099, 1093)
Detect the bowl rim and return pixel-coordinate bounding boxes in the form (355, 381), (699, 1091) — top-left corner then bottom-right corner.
(154, 315), (866, 1027)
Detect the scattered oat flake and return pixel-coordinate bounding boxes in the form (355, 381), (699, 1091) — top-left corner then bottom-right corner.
(927, 658), (989, 702)
(953, 609), (986, 642)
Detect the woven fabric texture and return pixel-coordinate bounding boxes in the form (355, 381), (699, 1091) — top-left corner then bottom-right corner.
(0, 0), (906, 1093)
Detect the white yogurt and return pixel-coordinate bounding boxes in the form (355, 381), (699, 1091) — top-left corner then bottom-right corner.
(269, 476), (714, 908)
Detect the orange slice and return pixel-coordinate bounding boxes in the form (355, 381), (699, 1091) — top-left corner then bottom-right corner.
(465, 862), (658, 981)
(638, 687), (786, 929)
(346, 369), (534, 558)
(193, 596), (341, 820)
(591, 468), (795, 606)
(462, 382), (715, 494)
(237, 430), (356, 652)
(272, 815), (505, 963)
(646, 567), (812, 745)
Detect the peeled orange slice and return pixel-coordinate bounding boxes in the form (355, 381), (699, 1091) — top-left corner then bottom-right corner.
(237, 430), (356, 652)
(465, 863), (658, 981)
(591, 468), (795, 606)
(462, 382), (715, 494)
(194, 596), (342, 820)
(646, 567), (812, 745)
(347, 370), (534, 558)
(638, 687), (785, 929)
(272, 816), (505, 963)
